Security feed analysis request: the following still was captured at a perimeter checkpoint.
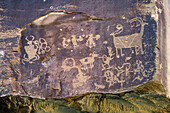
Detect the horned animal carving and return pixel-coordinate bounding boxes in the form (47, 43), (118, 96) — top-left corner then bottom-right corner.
(110, 17), (148, 58)
(79, 52), (98, 70)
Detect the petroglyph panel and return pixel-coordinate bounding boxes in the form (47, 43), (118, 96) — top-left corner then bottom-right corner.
(0, 0), (157, 98)
(18, 13), (156, 98)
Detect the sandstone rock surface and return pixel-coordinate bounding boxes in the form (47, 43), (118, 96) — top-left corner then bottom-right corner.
(0, 0), (161, 98)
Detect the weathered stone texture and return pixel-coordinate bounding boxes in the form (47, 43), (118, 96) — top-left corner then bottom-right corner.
(0, 0), (160, 98)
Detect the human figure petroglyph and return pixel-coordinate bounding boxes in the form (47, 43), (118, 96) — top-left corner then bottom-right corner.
(117, 63), (131, 77)
(62, 34), (85, 48)
(101, 54), (114, 70)
(62, 38), (71, 48)
(62, 34), (100, 49)
(79, 52), (99, 70)
(133, 60), (149, 78)
(22, 35), (51, 64)
(61, 57), (91, 88)
(104, 63), (132, 88)
(61, 58), (77, 71)
(71, 35), (83, 48)
(110, 17), (148, 58)
(85, 34), (100, 48)
(116, 63), (132, 87)
(22, 35), (39, 64)
(132, 60), (153, 82)
(134, 60), (145, 75)
(104, 70), (119, 88)
(101, 47), (114, 70)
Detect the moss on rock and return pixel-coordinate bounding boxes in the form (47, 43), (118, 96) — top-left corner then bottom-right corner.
(0, 93), (170, 113)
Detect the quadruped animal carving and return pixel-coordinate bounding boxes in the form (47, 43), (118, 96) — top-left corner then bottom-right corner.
(94, 83), (105, 90)
(110, 17), (148, 58)
(79, 52), (99, 70)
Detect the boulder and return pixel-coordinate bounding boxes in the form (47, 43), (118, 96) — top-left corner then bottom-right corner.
(0, 0), (163, 98)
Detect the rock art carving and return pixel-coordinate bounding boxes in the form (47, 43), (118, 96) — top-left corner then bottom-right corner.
(61, 58), (77, 71)
(101, 47), (114, 70)
(62, 34), (100, 49)
(71, 35), (83, 48)
(62, 38), (71, 48)
(79, 52), (99, 70)
(104, 70), (119, 88)
(134, 60), (145, 75)
(72, 70), (91, 89)
(22, 35), (51, 64)
(61, 57), (91, 89)
(0, 0), (157, 99)
(110, 17), (148, 58)
(132, 60), (148, 82)
(104, 63), (132, 88)
(85, 34), (100, 48)
(94, 83), (105, 90)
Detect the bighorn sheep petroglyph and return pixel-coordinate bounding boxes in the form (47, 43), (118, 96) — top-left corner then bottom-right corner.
(110, 17), (148, 58)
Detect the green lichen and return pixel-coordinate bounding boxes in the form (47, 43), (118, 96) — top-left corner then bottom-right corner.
(0, 80), (169, 113)
(133, 80), (166, 96)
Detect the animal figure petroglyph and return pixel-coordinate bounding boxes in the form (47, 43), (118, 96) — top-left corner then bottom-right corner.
(79, 52), (99, 70)
(22, 35), (51, 64)
(94, 83), (105, 90)
(110, 17), (148, 58)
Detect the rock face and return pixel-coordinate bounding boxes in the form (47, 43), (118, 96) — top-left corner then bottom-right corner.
(0, 0), (160, 98)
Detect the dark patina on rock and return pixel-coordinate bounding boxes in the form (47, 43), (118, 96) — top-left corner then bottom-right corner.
(0, 0), (157, 98)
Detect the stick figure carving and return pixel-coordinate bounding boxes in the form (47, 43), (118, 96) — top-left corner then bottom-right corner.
(110, 17), (148, 58)
(104, 70), (116, 87)
(104, 63), (132, 88)
(101, 47), (114, 70)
